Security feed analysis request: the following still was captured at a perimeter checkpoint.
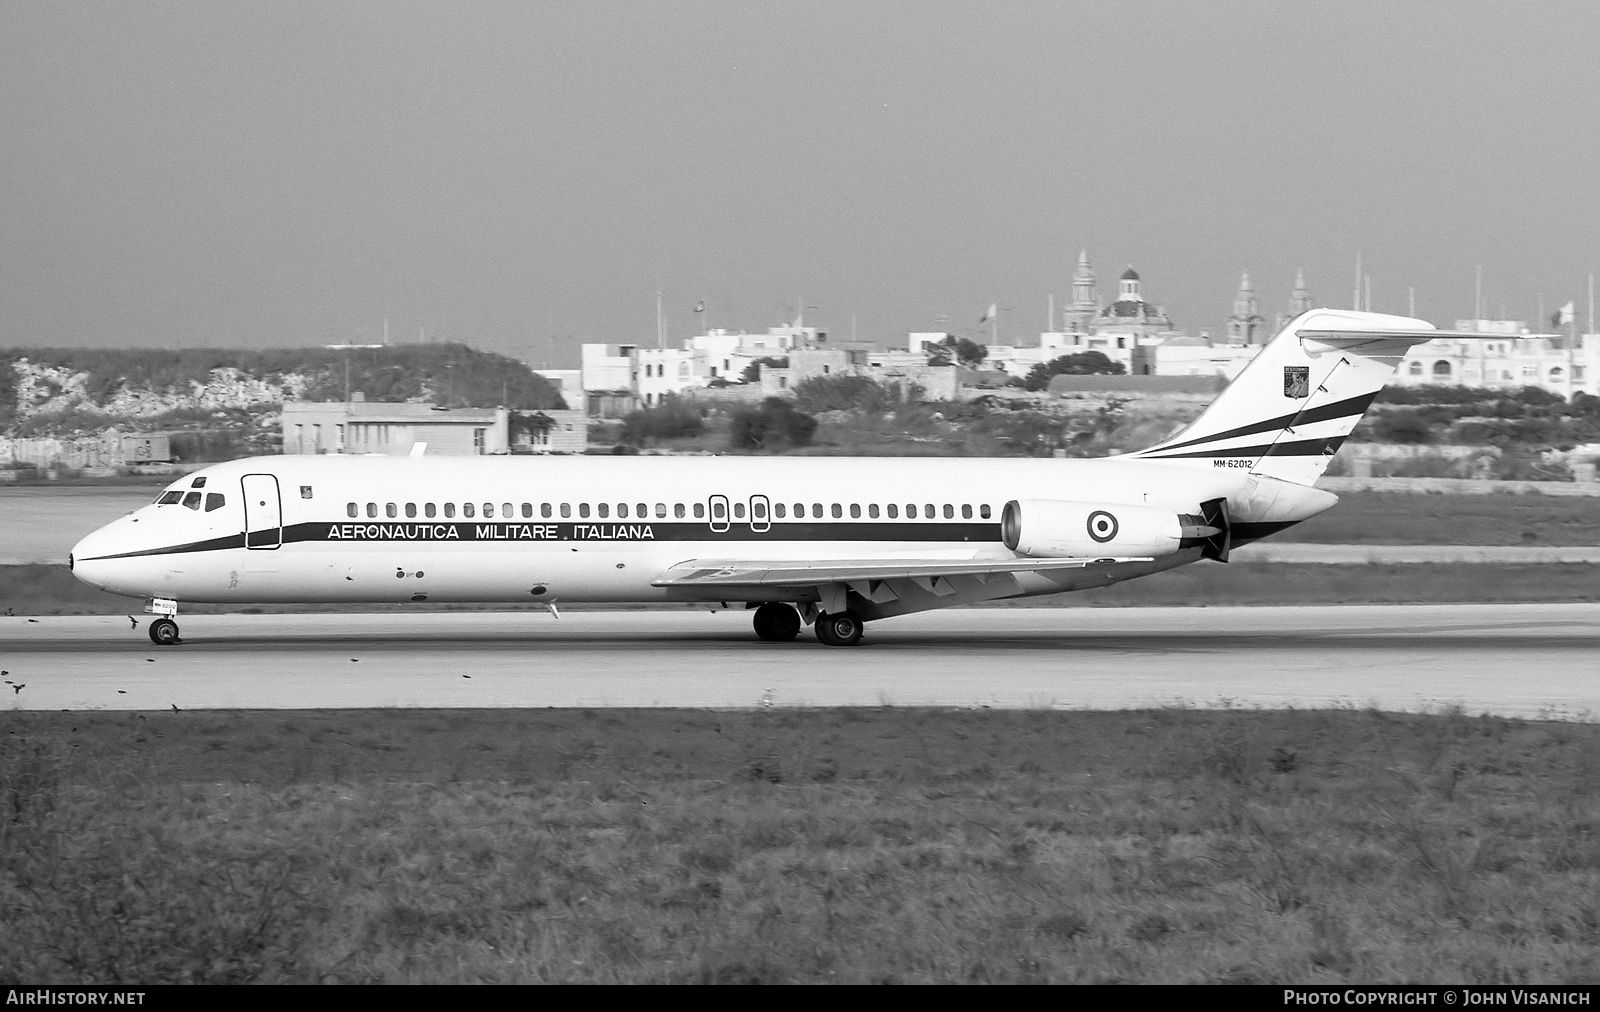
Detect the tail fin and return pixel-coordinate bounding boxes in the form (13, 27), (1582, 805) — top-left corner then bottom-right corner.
(1130, 309), (1490, 486)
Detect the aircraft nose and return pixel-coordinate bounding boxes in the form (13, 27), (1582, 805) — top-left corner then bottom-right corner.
(70, 528), (117, 590)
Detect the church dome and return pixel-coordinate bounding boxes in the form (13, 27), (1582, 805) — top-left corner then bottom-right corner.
(1120, 266), (1140, 281)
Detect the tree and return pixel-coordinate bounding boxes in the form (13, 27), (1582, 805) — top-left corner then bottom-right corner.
(739, 356), (788, 383)
(926, 336), (988, 368)
(1022, 351), (1125, 391)
(729, 398), (818, 451)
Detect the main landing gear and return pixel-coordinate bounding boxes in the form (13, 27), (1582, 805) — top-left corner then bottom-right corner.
(752, 602), (802, 642)
(812, 610), (864, 647)
(145, 597), (181, 645)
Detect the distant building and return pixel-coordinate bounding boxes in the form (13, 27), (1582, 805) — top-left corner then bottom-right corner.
(580, 323), (829, 411)
(1093, 266), (1174, 339)
(1391, 323), (1600, 397)
(281, 400), (586, 455)
(1227, 272), (1267, 346)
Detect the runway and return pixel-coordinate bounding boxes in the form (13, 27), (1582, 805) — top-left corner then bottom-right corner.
(3, 604), (1596, 719)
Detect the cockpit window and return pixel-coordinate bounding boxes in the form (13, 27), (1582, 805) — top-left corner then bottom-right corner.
(191, 477), (207, 489)
(205, 493), (225, 512)
(156, 491), (183, 505)
(181, 491), (202, 510)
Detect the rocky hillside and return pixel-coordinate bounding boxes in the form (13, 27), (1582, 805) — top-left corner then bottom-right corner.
(1, 346), (565, 439)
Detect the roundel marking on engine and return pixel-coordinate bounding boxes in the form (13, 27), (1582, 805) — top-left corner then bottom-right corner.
(1086, 510), (1118, 543)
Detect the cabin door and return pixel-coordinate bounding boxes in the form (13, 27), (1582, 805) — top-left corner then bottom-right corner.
(708, 494), (730, 533)
(749, 495), (771, 533)
(242, 474), (282, 549)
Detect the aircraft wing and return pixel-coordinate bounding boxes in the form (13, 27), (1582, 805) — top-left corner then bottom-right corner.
(651, 555), (1152, 589)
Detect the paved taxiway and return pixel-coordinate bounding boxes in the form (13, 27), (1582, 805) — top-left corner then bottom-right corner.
(2, 605), (1595, 719)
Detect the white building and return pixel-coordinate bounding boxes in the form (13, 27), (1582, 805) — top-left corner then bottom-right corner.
(1391, 321), (1600, 397)
(580, 323), (830, 409)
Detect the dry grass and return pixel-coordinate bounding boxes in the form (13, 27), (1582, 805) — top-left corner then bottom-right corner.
(2, 707), (1598, 984)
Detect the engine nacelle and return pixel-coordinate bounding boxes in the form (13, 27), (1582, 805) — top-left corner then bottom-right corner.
(1002, 499), (1186, 559)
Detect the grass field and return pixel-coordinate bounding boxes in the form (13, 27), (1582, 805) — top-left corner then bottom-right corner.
(3, 707), (1597, 984)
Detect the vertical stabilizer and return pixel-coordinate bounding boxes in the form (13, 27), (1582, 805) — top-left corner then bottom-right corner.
(1131, 309), (1481, 486)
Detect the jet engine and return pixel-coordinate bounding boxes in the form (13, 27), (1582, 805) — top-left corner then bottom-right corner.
(1001, 499), (1225, 559)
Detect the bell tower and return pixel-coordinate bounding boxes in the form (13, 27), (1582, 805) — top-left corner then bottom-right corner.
(1064, 250), (1098, 333)
(1227, 271), (1266, 345)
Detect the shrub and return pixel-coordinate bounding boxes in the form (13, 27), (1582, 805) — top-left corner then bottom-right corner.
(729, 399), (817, 451)
(620, 396), (704, 444)
(793, 375), (898, 414)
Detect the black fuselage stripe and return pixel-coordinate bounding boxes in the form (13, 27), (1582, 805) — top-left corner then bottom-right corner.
(1146, 392), (1378, 453)
(81, 521), (1008, 560)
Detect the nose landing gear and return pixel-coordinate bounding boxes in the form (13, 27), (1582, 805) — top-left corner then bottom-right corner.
(144, 597), (181, 645)
(148, 618), (180, 645)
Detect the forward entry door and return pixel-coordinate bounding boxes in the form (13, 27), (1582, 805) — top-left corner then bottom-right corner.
(242, 474), (282, 549)
(749, 495), (771, 533)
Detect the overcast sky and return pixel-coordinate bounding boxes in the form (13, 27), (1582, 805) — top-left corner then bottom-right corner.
(4, 1), (1599, 365)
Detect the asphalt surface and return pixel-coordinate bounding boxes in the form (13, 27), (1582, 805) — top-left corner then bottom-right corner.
(2, 605), (1595, 718)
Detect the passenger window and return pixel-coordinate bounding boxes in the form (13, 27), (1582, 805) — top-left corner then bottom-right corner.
(980, 504), (991, 519)
(655, 503), (667, 518)
(754, 501), (767, 519)
(578, 503), (590, 518)
(157, 491), (183, 505)
(181, 491), (202, 510)
(464, 503), (476, 518)
(907, 504), (917, 518)
(300, 485), (313, 499)
(962, 505), (973, 519)
(444, 503), (456, 518)
(675, 504), (686, 519)
(205, 493), (225, 512)
(813, 503), (823, 517)
(346, 502), (358, 517)
(693, 503), (704, 519)
(425, 503), (437, 518)
(367, 503), (378, 518)
(793, 504), (805, 518)
(868, 504), (879, 519)
(561, 503), (572, 518)
(849, 504), (861, 519)
(733, 502), (745, 519)
(637, 503), (647, 517)
(405, 503), (417, 518)
(617, 503), (628, 519)
(925, 504), (935, 518)
(503, 503), (513, 519)
(484, 503), (495, 518)
(541, 503), (552, 519)
(831, 504), (842, 519)
(888, 504), (898, 519)
(774, 503), (786, 519)
(712, 501), (726, 519)
(943, 504), (954, 519)
(522, 503), (532, 519)
(598, 503), (609, 519)
(386, 503), (397, 518)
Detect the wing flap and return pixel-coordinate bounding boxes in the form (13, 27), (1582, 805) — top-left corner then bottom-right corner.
(651, 555), (1153, 588)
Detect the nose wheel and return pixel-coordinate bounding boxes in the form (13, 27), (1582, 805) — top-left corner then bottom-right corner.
(148, 618), (181, 645)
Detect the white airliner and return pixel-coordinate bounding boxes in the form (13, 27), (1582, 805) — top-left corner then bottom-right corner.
(70, 310), (1488, 646)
